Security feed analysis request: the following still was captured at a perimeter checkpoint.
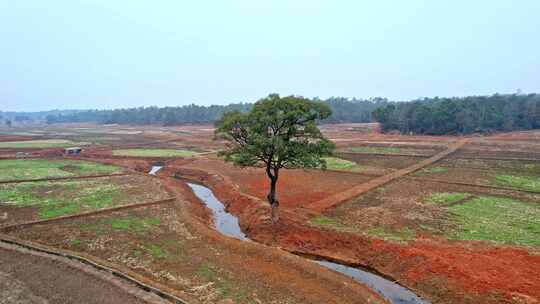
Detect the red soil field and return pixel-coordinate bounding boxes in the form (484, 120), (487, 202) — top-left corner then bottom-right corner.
(167, 157), (540, 304)
(181, 158), (373, 208)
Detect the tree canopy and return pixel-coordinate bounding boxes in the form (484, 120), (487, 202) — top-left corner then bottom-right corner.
(215, 94), (335, 222)
(42, 98), (384, 125)
(373, 94), (540, 135)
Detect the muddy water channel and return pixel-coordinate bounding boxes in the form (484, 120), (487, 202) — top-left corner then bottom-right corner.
(186, 182), (428, 304)
(187, 183), (248, 240)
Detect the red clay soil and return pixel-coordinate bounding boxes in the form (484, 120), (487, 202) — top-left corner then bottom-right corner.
(0, 135), (39, 142)
(269, 224), (540, 304)
(179, 158), (373, 209)
(166, 162), (540, 304)
(156, 174), (387, 304)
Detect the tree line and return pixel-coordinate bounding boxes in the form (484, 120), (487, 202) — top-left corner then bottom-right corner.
(44, 97), (388, 125)
(8, 93), (540, 135)
(373, 94), (540, 135)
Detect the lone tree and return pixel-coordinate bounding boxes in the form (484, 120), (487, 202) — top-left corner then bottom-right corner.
(215, 94), (335, 223)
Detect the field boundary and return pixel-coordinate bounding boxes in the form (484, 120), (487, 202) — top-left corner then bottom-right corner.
(337, 151), (431, 158)
(0, 234), (192, 304)
(0, 197), (176, 232)
(0, 172), (132, 184)
(306, 139), (469, 212)
(450, 156), (540, 162)
(407, 177), (540, 195)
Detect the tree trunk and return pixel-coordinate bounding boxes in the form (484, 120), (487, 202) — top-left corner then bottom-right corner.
(267, 176), (280, 223)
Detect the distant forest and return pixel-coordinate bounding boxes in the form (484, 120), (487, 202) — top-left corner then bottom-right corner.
(43, 97), (389, 125)
(4, 94), (539, 135)
(373, 94), (540, 135)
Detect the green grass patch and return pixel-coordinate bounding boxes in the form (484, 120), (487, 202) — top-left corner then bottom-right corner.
(80, 217), (161, 233)
(195, 264), (252, 302)
(112, 148), (198, 157)
(70, 239), (82, 246)
(366, 227), (416, 242)
(310, 216), (342, 227)
(0, 139), (87, 148)
(322, 157), (359, 171)
(425, 192), (470, 205)
(375, 186), (387, 193)
(142, 244), (168, 259)
(0, 159), (120, 181)
(349, 146), (402, 154)
(0, 179), (123, 219)
(196, 263), (214, 279)
(493, 175), (540, 193)
(108, 217), (161, 232)
(448, 196), (540, 246)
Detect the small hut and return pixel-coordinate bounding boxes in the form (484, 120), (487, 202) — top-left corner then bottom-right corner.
(64, 147), (83, 155)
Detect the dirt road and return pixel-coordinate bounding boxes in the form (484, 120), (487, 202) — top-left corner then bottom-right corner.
(306, 138), (470, 212)
(0, 242), (169, 304)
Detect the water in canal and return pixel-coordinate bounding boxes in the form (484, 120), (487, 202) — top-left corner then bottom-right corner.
(186, 182), (428, 304)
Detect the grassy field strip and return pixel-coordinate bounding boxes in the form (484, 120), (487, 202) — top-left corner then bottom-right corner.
(319, 157), (384, 177)
(493, 175), (540, 193)
(451, 156), (540, 162)
(338, 151), (428, 158)
(112, 148), (199, 157)
(0, 172), (132, 184)
(0, 159), (121, 181)
(322, 157), (359, 170)
(0, 198), (176, 232)
(408, 176), (540, 194)
(0, 139), (88, 148)
(424, 192), (474, 206)
(306, 139), (469, 212)
(0, 236), (192, 304)
(448, 196), (540, 246)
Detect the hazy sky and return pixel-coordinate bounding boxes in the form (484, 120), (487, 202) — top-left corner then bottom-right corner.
(1, 1), (539, 111)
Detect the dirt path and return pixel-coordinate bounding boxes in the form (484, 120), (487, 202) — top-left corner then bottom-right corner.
(0, 242), (169, 304)
(306, 138), (469, 212)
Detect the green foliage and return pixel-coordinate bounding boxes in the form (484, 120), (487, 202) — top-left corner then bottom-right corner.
(46, 103), (254, 125)
(322, 157), (358, 170)
(425, 192), (470, 205)
(493, 175), (540, 193)
(349, 146), (401, 154)
(0, 159), (119, 181)
(449, 196), (540, 246)
(44, 97), (387, 125)
(215, 94), (335, 170)
(373, 93), (540, 135)
(112, 148), (198, 157)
